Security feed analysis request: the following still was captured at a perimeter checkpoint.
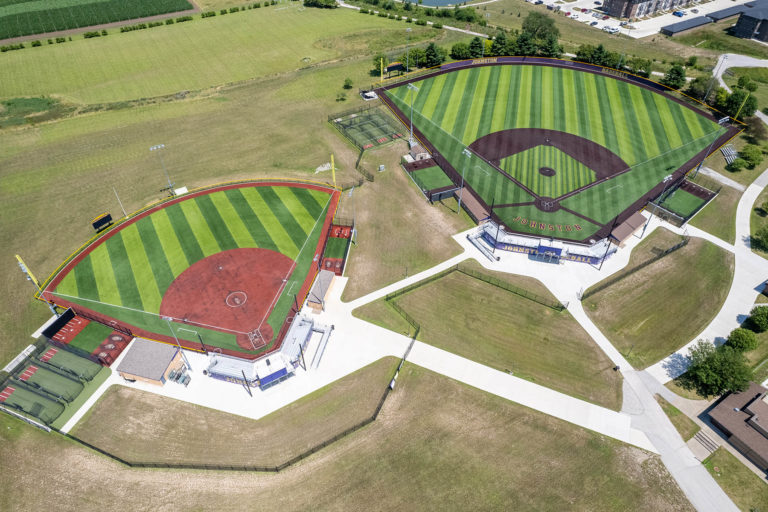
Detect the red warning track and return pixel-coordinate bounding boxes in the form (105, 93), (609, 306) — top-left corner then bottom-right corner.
(159, 248), (294, 351)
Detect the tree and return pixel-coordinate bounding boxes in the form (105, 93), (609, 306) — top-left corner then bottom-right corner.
(661, 64), (686, 90)
(454, 6), (478, 22)
(726, 89), (758, 119)
(423, 42), (446, 68)
(513, 31), (537, 57)
(521, 11), (559, 40)
(372, 53), (388, 75)
(685, 55), (698, 68)
(401, 47), (426, 68)
(450, 42), (471, 60)
(745, 117), (768, 143)
(304, 0), (337, 7)
(749, 306), (768, 332)
(740, 144), (764, 169)
(712, 87), (729, 110)
(490, 31), (509, 57)
(626, 57), (651, 78)
(726, 158), (747, 172)
(678, 341), (752, 398)
(684, 76), (710, 101)
(343, 78), (353, 90)
(727, 328), (759, 352)
(468, 36), (484, 58)
(537, 34), (562, 58)
(754, 225), (768, 251)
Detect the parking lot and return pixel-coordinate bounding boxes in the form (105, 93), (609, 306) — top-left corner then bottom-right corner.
(521, 0), (755, 38)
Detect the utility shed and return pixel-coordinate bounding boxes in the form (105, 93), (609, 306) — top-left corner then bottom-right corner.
(116, 338), (181, 386)
(307, 270), (335, 312)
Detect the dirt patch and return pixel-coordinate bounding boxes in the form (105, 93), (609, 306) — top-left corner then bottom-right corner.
(159, 248), (294, 350)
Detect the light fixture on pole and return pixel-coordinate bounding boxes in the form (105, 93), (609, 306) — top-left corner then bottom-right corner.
(704, 55), (727, 104)
(407, 82), (419, 148)
(163, 316), (191, 370)
(150, 144), (175, 196)
(406, 27), (412, 74)
(692, 117), (729, 179)
(178, 327), (209, 355)
(458, 148), (471, 214)
(16, 254), (58, 317)
(641, 174), (673, 238)
(494, 223), (504, 254)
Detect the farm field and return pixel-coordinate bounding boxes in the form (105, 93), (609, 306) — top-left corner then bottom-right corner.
(354, 261), (623, 410)
(583, 228), (734, 369)
(72, 357), (398, 466)
(0, 0), (192, 40)
(44, 183), (335, 355)
(383, 63), (727, 241)
(0, 8), (442, 103)
(1, 364), (693, 510)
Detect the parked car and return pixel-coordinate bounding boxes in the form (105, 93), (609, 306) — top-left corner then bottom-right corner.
(594, 1), (602, 4)
(546, 4), (554, 9)
(673, 10), (684, 17)
(620, 20), (628, 26)
(602, 14), (610, 19)
(565, 11), (571, 16)
(534, 0), (543, 4)
(582, 7), (590, 12)
(590, 20), (599, 25)
(692, 8), (699, 13)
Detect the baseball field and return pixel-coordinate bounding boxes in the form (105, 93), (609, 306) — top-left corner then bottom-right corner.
(41, 182), (338, 357)
(382, 62), (732, 241)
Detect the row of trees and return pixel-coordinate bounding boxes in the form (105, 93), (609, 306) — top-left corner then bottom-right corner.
(575, 44), (652, 78)
(449, 13), (562, 60)
(678, 306), (768, 397)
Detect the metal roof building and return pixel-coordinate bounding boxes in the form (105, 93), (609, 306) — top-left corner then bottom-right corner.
(660, 16), (714, 36)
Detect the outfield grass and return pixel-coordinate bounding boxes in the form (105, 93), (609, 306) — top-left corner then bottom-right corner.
(655, 395), (700, 442)
(49, 184), (332, 351)
(0, 0), (192, 39)
(1, 364), (694, 510)
(659, 188), (708, 218)
(355, 261), (622, 410)
(584, 228), (734, 369)
(704, 448), (768, 512)
(688, 174), (741, 244)
(385, 64), (725, 240)
(72, 357), (398, 466)
(0, 9), (441, 103)
(409, 165), (453, 190)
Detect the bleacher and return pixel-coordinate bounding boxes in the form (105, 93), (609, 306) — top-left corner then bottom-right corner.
(721, 144), (738, 165)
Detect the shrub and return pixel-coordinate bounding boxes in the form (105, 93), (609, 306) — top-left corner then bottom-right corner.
(202, 11), (216, 17)
(101, 29), (108, 35)
(433, 22), (442, 28)
(220, 8), (228, 14)
(727, 328), (759, 352)
(378, 12), (387, 17)
(726, 158), (747, 172)
(165, 18), (174, 24)
(47, 39), (53, 44)
(56, 37), (66, 43)
(749, 306), (768, 332)
(360, 8), (369, 13)
(229, 6), (240, 12)
(0, 43), (24, 52)
(254, 2), (261, 7)
(176, 15), (193, 22)
(415, 18), (427, 25)
(31, 40), (41, 47)
(740, 144), (764, 169)
(83, 31), (101, 38)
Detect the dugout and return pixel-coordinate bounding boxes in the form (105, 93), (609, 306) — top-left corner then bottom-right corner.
(205, 354), (257, 386)
(609, 211), (646, 247)
(116, 338), (182, 386)
(255, 355), (293, 391)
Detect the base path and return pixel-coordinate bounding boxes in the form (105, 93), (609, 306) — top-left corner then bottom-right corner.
(159, 248), (294, 349)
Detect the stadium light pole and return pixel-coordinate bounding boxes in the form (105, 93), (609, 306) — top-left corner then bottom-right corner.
(163, 316), (192, 370)
(704, 55), (727, 104)
(407, 82), (419, 148)
(458, 148), (471, 214)
(406, 28), (412, 74)
(641, 174), (672, 238)
(493, 223), (504, 255)
(692, 116), (729, 179)
(150, 144), (175, 196)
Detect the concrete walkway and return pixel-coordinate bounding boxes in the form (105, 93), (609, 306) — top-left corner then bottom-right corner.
(699, 166), (746, 191)
(647, 166), (768, 383)
(714, 53), (768, 126)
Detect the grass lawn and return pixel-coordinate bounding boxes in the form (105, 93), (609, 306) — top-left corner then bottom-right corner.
(725, 68), (768, 113)
(584, 227), (735, 369)
(665, 378), (710, 401)
(0, 8), (445, 103)
(355, 260), (623, 410)
(655, 394), (700, 442)
(0, 0), (191, 39)
(745, 330), (768, 385)
(659, 188), (707, 218)
(2, 363), (693, 510)
(49, 366), (110, 430)
(675, 19), (768, 60)
(68, 322), (113, 354)
(72, 357), (398, 466)
(704, 448), (768, 512)
(339, 143), (474, 301)
(385, 63), (725, 241)
(323, 236), (349, 259)
(410, 165), (453, 191)
(688, 173), (742, 244)
(702, 133), (766, 187)
(751, 186), (768, 261)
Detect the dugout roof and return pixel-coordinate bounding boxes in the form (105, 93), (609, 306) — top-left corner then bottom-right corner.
(116, 338), (179, 381)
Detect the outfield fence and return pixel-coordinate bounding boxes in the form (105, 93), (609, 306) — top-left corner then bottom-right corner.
(580, 237), (690, 301)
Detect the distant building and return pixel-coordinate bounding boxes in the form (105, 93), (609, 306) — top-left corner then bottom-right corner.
(709, 382), (768, 472)
(733, 1), (768, 42)
(602, 0), (692, 19)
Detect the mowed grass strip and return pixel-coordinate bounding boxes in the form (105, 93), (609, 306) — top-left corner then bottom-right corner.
(71, 357), (398, 466)
(135, 216), (176, 295)
(194, 195), (238, 252)
(224, 188), (280, 252)
(148, 210), (190, 275)
(584, 228), (734, 369)
(241, 187), (299, 258)
(119, 224), (162, 312)
(164, 203), (205, 265)
(356, 263), (622, 410)
(104, 233), (143, 310)
(655, 395), (700, 442)
(704, 448), (768, 512)
(178, 200), (221, 258)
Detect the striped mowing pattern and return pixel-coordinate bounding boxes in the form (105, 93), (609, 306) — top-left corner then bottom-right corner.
(53, 186), (331, 315)
(500, 146), (595, 198)
(386, 65), (726, 233)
